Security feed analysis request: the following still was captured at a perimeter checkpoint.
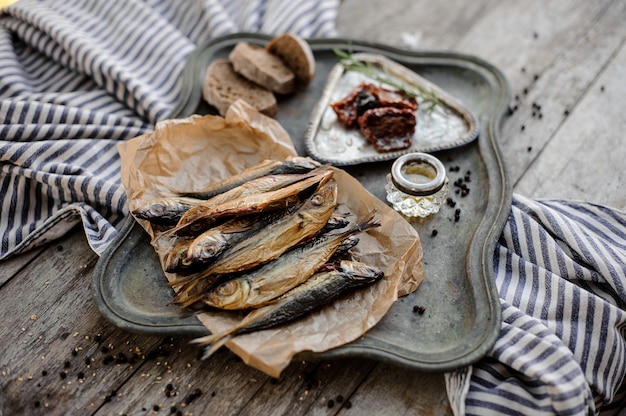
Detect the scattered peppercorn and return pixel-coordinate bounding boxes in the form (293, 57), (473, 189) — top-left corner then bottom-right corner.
(77, 372), (85, 380)
(527, 146), (532, 152)
(336, 395), (344, 403)
(116, 352), (129, 364)
(59, 372), (67, 380)
(327, 399), (335, 408)
(42, 370), (48, 377)
(344, 400), (353, 409)
(431, 229), (438, 237)
(521, 125), (525, 131)
(413, 305), (426, 314)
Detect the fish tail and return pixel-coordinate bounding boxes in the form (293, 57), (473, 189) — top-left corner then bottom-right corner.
(190, 331), (236, 359)
(355, 210), (381, 232)
(170, 280), (200, 305)
(173, 290), (203, 308)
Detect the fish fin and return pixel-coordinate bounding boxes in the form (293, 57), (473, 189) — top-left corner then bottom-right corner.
(201, 335), (233, 359)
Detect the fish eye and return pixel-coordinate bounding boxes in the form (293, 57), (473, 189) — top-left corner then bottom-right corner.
(216, 281), (238, 297)
(200, 243), (218, 258)
(311, 195), (324, 205)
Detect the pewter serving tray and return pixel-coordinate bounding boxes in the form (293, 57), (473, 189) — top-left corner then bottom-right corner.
(93, 34), (512, 372)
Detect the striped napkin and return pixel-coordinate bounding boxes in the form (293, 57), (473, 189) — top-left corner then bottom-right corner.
(0, 0), (338, 258)
(446, 195), (626, 416)
(1, 2), (624, 415)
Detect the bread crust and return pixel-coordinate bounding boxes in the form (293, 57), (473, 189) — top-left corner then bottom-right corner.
(229, 42), (295, 95)
(266, 33), (315, 89)
(203, 59), (277, 117)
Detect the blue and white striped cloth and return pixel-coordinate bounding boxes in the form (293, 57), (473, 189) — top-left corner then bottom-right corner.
(447, 195), (626, 416)
(0, 0), (338, 258)
(1, 2), (625, 415)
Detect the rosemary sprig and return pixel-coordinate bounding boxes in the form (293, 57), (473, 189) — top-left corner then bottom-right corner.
(333, 48), (440, 112)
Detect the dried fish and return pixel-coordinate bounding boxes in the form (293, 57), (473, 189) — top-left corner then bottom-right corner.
(194, 213), (380, 310)
(178, 165), (332, 227)
(183, 210), (350, 273)
(131, 196), (203, 225)
(192, 260), (384, 358)
(170, 180), (338, 297)
(180, 156), (321, 200)
(171, 168), (334, 237)
(163, 238), (197, 274)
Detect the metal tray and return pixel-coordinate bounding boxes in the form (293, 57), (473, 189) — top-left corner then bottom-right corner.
(93, 34), (511, 372)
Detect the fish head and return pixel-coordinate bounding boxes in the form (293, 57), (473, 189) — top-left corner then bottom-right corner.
(339, 260), (384, 284)
(131, 199), (169, 220)
(284, 156), (322, 172)
(303, 181), (338, 220)
(189, 237), (224, 263)
(205, 279), (251, 309)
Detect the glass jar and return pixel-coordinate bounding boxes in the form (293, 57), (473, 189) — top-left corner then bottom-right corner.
(385, 152), (448, 218)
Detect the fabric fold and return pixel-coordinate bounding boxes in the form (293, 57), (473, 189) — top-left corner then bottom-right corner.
(0, 0), (339, 260)
(446, 195), (626, 416)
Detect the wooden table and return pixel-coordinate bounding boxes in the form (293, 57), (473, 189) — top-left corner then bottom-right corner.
(1, 1), (624, 414)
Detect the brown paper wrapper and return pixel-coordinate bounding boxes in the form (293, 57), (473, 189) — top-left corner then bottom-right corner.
(118, 100), (424, 377)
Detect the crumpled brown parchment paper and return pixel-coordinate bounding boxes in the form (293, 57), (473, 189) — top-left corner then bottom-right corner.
(117, 100), (424, 377)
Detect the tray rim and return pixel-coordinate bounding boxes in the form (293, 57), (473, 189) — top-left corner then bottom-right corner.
(92, 34), (511, 372)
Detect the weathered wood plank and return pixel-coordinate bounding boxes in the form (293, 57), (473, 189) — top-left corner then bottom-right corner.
(337, 363), (451, 416)
(0, 229), (166, 415)
(0, 244), (45, 286)
(336, 0), (496, 50)
(515, 40), (626, 208)
(455, 0), (625, 190)
(238, 358), (377, 416)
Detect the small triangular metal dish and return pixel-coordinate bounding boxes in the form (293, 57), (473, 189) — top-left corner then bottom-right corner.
(305, 53), (479, 166)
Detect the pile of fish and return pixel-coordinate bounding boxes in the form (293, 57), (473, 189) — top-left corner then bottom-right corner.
(131, 156), (384, 357)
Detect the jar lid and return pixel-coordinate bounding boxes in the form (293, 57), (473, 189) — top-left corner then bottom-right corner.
(390, 153), (447, 196)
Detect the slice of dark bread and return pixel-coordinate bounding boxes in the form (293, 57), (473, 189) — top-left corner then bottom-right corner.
(202, 59), (277, 117)
(266, 33), (315, 89)
(229, 42), (295, 95)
